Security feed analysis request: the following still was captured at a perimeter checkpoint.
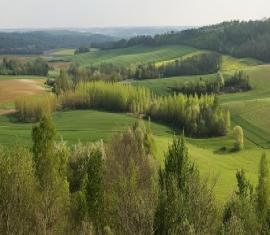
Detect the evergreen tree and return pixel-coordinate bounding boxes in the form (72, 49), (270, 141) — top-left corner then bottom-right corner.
(257, 153), (270, 232)
(154, 136), (218, 234)
(222, 169), (259, 234)
(68, 141), (105, 234)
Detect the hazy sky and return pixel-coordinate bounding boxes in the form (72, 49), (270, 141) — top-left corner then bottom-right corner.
(0, 0), (269, 28)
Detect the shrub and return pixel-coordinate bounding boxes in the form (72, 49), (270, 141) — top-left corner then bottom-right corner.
(15, 94), (57, 122)
(233, 126), (244, 151)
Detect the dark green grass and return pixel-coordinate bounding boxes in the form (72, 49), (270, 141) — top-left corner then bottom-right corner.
(0, 110), (172, 146)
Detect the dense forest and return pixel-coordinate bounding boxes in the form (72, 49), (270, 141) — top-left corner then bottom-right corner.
(0, 31), (115, 55)
(1, 116), (269, 234)
(103, 19), (270, 62)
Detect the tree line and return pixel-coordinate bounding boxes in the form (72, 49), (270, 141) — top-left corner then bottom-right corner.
(169, 71), (252, 95)
(100, 19), (270, 62)
(0, 31), (115, 55)
(0, 57), (49, 76)
(50, 52), (221, 85)
(0, 116), (269, 234)
(134, 52), (221, 80)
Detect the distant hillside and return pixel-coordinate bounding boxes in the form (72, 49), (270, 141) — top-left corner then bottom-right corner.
(0, 30), (116, 55)
(104, 19), (270, 62)
(76, 26), (190, 38)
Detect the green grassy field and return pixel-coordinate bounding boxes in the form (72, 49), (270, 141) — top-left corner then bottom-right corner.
(0, 110), (172, 145)
(221, 55), (262, 72)
(0, 109), (268, 202)
(69, 45), (197, 67)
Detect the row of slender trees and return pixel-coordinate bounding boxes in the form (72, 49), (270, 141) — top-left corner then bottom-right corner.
(0, 116), (269, 234)
(169, 71), (252, 95)
(134, 52), (221, 80)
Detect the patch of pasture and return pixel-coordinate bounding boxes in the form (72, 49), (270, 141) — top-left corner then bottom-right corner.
(70, 45), (198, 67)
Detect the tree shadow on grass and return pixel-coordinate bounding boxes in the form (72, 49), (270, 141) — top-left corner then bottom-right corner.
(214, 146), (238, 155)
(4, 112), (36, 124)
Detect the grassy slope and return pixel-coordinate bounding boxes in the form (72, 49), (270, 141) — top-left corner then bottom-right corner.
(69, 45), (197, 67)
(220, 64), (270, 148)
(0, 110), (172, 145)
(0, 109), (268, 202)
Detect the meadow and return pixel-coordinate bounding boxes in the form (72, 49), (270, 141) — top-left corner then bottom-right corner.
(68, 45), (197, 67)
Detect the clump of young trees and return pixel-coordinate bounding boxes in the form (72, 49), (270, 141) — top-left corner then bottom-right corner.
(0, 116), (269, 234)
(0, 57), (49, 76)
(59, 81), (152, 113)
(147, 94), (230, 136)
(15, 94), (57, 122)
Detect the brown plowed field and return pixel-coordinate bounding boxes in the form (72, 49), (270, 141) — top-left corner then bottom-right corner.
(0, 79), (46, 104)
